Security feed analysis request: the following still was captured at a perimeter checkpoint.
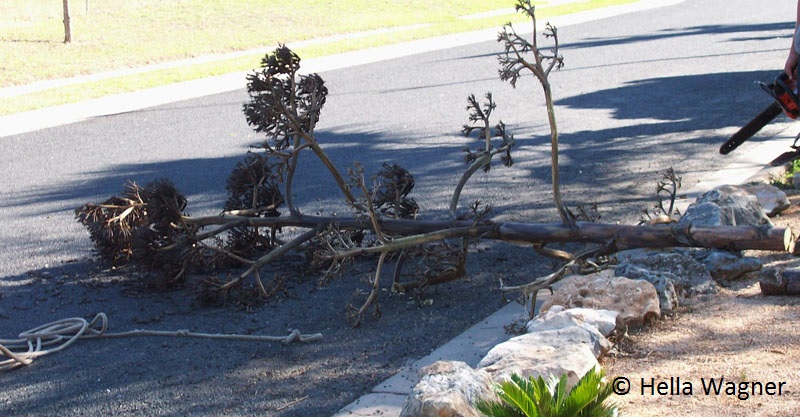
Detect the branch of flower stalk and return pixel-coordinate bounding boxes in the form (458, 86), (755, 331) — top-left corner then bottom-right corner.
(180, 212), (794, 254)
(276, 99), (363, 211)
(219, 227), (321, 291)
(449, 149), (501, 221)
(328, 225), (496, 261)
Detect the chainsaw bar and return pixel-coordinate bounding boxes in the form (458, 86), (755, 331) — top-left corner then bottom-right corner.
(719, 102), (782, 155)
(769, 149), (800, 166)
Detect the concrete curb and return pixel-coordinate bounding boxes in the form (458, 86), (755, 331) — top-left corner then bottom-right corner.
(331, 300), (539, 417)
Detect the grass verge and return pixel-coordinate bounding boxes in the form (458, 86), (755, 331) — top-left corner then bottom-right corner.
(0, 0), (636, 115)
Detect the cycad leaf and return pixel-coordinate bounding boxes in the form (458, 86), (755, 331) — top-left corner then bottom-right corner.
(475, 397), (527, 417)
(497, 376), (539, 417)
(561, 369), (599, 415)
(475, 369), (618, 417)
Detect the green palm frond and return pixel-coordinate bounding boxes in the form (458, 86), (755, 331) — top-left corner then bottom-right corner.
(497, 375), (540, 417)
(475, 368), (618, 417)
(574, 368), (617, 417)
(475, 397), (528, 417)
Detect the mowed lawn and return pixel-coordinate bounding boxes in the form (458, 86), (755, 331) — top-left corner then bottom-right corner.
(0, 0), (634, 114)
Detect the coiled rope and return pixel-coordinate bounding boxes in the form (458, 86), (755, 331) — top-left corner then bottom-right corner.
(0, 312), (322, 372)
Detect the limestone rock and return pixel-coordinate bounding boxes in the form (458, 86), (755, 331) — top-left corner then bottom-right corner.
(739, 183), (790, 216)
(520, 325), (611, 358)
(399, 361), (495, 417)
(526, 306), (618, 337)
(614, 248), (718, 296)
(478, 338), (599, 388)
(541, 270), (660, 328)
(689, 249), (761, 281)
(614, 263), (679, 313)
(679, 184), (772, 227)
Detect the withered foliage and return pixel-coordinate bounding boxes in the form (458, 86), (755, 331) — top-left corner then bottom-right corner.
(75, 179), (185, 264)
(243, 45), (327, 151)
(74, 26), (601, 325)
(69, 9), (750, 327)
(391, 240), (468, 294)
(371, 163), (419, 220)
(224, 152), (283, 216)
(75, 179), (191, 288)
(224, 153), (284, 260)
(497, 0), (571, 226)
(639, 168), (682, 225)
(77, 45), (410, 307)
(497, 0), (564, 88)
(75, 44), (524, 317)
(74, 147), (291, 290)
(310, 224), (365, 284)
(461, 93), (514, 172)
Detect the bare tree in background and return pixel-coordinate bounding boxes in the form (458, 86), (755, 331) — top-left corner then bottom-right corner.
(62, 0), (72, 43)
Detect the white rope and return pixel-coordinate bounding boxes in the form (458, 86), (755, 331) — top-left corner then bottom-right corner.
(0, 313), (322, 372)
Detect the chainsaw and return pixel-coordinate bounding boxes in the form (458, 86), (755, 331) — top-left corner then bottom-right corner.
(720, 72), (800, 165)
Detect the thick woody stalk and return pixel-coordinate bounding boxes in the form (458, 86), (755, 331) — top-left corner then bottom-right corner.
(183, 214), (794, 253)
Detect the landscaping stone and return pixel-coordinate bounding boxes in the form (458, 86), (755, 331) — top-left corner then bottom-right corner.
(399, 361), (495, 417)
(540, 269), (661, 329)
(526, 306), (618, 337)
(739, 183), (790, 216)
(688, 248), (762, 282)
(524, 325), (611, 357)
(614, 263), (680, 312)
(678, 184), (771, 227)
(614, 248), (718, 297)
(477, 338), (599, 388)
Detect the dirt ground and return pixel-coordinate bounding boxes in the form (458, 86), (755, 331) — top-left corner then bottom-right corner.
(604, 193), (800, 417)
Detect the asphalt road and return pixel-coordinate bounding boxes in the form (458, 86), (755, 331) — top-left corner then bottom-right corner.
(0, 0), (794, 278)
(2, 0), (799, 416)
(1, 0), (796, 281)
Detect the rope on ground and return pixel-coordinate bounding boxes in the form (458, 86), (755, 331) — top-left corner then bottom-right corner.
(0, 312), (323, 372)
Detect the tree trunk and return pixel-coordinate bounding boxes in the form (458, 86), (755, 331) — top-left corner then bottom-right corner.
(760, 268), (800, 295)
(185, 215), (795, 253)
(494, 222), (794, 253)
(62, 0), (72, 43)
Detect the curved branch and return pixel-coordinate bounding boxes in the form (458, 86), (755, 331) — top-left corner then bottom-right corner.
(449, 153), (492, 221)
(329, 225), (494, 260)
(277, 100), (361, 209)
(221, 227), (320, 290)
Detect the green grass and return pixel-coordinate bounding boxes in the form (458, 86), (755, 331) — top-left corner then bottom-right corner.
(782, 158), (800, 186)
(0, 0), (636, 115)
